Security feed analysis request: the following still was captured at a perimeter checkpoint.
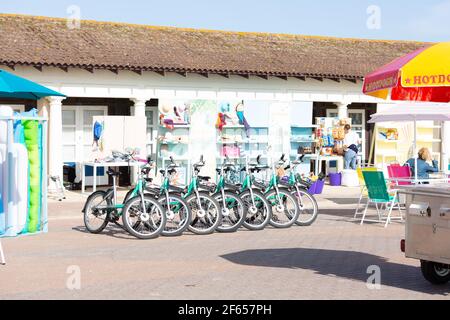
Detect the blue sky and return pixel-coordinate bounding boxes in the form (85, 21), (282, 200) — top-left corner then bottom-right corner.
(1, 0), (449, 42)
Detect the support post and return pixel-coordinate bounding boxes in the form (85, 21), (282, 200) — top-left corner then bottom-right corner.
(0, 239), (5, 265)
(335, 102), (349, 120)
(130, 98), (147, 117)
(47, 96), (66, 191)
(442, 121), (450, 174)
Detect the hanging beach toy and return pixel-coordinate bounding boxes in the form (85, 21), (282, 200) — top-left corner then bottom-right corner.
(235, 101), (251, 137)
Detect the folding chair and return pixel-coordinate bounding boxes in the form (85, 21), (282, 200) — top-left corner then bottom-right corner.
(0, 239), (5, 265)
(354, 167), (378, 219)
(361, 171), (404, 228)
(387, 164), (413, 186)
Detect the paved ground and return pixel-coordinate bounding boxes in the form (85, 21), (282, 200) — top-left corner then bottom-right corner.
(1, 186), (449, 300)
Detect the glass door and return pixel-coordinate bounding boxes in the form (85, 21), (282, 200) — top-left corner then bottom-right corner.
(62, 106), (108, 185)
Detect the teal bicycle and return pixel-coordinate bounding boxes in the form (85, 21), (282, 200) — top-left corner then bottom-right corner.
(252, 154), (300, 228)
(83, 154), (166, 239)
(146, 157), (192, 237)
(199, 156), (247, 233)
(280, 155), (319, 226)
(237, 156), (272, 231)
(181, 156), (222, 235)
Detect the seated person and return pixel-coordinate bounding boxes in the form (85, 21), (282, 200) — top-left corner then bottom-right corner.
(405, 147), (439, 180)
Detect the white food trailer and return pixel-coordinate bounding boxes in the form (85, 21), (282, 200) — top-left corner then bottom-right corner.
(400, 184), (450, 284)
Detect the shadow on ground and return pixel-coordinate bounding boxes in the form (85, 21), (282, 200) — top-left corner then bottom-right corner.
(72, 225), (139, 240)
(221, 248), (450, 295)
(325, 198), (360, 205)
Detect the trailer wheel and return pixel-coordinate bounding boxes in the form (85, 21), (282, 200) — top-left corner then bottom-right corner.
(420, 260), (450, 285)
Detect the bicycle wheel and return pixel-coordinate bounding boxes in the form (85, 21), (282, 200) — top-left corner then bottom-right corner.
(291, 189), (319, 226)
(159, 194), (192, 237)
(83, 191), (111, 234)
(122, 195), (166, 239)
(214, 192), (247, 233)
(187, 191), (221, 235)
(241, 189), (272, 231)
(268, 189), (299, 228)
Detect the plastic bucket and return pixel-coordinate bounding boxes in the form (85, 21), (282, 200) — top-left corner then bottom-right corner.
(329, 173), (342, 186)
(315, 180), (325, 194)
(307, 182), (317, 195)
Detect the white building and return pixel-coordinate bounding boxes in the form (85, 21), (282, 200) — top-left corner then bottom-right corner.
(0, 14), (441, 188)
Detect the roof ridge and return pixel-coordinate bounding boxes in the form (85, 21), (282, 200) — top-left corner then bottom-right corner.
(0, 12), (430, 45)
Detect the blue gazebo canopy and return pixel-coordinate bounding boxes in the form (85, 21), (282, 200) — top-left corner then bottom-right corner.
(0, 69), (65, 100)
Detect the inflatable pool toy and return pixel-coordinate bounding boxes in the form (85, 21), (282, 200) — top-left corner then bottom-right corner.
(0, 106), (48, 239)
(23, 119), (40, 234)
(0, 107), (13, 236)
(0, 145), (6, 235)
(12, 143), (29, 234)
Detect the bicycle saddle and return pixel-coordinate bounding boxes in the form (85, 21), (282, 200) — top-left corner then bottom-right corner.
(169, 185), (187, 194)
(106, 169), (121, 177)
(224, 183), (240, 191)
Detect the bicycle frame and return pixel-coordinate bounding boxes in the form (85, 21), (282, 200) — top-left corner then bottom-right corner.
(214, 164), (239, 211)
(183, 160), (209, 214)
(284, 162), (312, 210)
(93, 168), (147, 216)
(260, 160), (286, 210)
(239, 158), (259, 210)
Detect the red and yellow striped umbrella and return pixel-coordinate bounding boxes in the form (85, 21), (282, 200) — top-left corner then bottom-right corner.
(363, 42), (450, 103)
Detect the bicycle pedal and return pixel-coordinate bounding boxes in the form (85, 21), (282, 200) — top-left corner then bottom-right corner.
(109, 214), (120, 222)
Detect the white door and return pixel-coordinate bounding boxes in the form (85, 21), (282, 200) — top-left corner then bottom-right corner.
(62, 106), (108, 185)
(327, 109), (366, 163)
(145, 107), (158, 157)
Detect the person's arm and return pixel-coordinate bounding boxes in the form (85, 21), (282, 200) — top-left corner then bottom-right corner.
(423, 160), (439, 173)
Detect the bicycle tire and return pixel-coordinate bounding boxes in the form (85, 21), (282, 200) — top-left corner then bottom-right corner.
(83, 191), (111, 234)
(159, 194), (192, 237)
(268, 189), (300, 228)
(122, 195), (167, 239)
(241, 189), (272, 231)
(187, 191), (222, 235)
(291, 189), (319, 226)
(214, 191), (247, 233)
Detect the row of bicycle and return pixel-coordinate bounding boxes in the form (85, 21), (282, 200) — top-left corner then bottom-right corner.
(82, 152), (319, 239)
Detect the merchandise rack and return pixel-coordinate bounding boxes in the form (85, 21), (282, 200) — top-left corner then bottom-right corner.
(156, 124), (191, 185)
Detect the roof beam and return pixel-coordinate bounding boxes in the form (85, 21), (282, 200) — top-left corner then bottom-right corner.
(5, 63), (15, 71)
(219, 72), (230, 78)
(311, 76), (324, 82)
(154, 70), (166, 77)
(328, 77), (341, 83)
(58, 66), (69, 72)
(131, 69), (142, 75)
(294, 76), (306, 81)
(345, 78), (358, 84)
(83, 66), (94, 73)
(276, 75), (288, 81)
(238, 74), (250, 79)
(257, 74), (269, 80)
(177, 71), (187, 77)
(109, 68), (119, 75)
(199, 72), (209, 78)
(33, 65), (43, 72)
